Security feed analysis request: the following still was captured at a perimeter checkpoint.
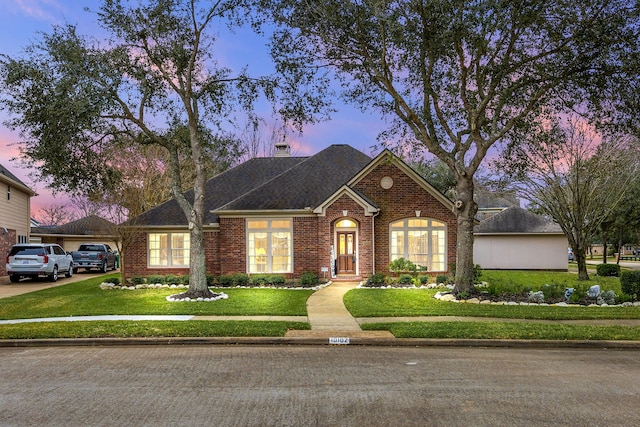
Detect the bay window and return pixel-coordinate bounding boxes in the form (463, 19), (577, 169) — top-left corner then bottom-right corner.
(390, 218), (446, 272)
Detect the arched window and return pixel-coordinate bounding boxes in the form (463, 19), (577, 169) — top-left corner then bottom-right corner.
(390, 218), (446, 272)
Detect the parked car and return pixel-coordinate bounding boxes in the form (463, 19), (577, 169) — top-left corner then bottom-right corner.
(568, 248), (575, 261)
(71, 243), (117, 273)
(6, 243), (74, 283)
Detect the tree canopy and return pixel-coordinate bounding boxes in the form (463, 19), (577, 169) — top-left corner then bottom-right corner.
(261, 0), (640, 291)
(0, 0), (279, 295)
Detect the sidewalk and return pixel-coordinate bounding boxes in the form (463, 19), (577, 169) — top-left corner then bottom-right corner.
(3, 278), (640, 341)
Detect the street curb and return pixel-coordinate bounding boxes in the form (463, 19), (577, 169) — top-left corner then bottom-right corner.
(1, 337), (640, 349)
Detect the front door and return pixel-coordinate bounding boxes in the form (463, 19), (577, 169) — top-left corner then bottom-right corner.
(337, 232), (355, 274)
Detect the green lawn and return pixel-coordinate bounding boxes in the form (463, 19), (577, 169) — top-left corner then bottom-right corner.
(361, 321), (640, 340)
(345, 269), (639, 320)
(0, 320), (310, 339)
(1, 271), (639, 340)
(0, 275), (313, 319)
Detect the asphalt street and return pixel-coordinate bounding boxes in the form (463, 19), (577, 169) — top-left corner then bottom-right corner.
(0, 345), (638, 427)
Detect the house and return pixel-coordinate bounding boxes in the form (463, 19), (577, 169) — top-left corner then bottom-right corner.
(30, 215), (118, 252)
(0, 164), (37, 276)
(124, 144), (457, 280)
(473, 206), (568, 270)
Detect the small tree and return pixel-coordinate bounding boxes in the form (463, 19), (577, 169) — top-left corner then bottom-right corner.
(497, 117), (639, 280)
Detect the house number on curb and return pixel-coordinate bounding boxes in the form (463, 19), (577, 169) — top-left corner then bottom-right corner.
(329, 337), (350, 345)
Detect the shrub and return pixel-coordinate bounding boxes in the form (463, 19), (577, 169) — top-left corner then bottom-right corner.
(217, 274), (234, 287)
(397, 274), (414, 285)
(130, 276), (145, 285)
(596, 263), (621, 277)
(569, 284), (588, 303)
(268, 275), (286, 286)
(367, 273), (386, 286)
(300, 271), (320, 287)
(146, 275), (165, 285)
(389, 257), (417, 272)
(104, 277), (121, 285)
(232, 273), (250, 286)
(473, 264), (483, 282)
(163, 275), (180, 285)
(416, 275), (430, 285)
(250, 275), (269, 286)
(621, 271), (640, 300)
(542, 283), (565, 300)
(435, 274), (449, 284)
(206, 274), (215, 286)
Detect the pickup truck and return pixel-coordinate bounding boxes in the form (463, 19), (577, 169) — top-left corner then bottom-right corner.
(71, 243), (117, 273)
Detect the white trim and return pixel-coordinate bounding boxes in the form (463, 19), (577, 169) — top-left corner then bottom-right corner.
(246, 218), (293, 274)
(147, 231), (190, 268)
(334, 217), (359, 276)
(313, 186), (378, 217)
(389, 217), (448, 272)
(348, 150), (454, 209)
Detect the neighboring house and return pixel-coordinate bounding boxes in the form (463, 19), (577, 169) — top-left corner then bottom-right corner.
(0, 164), (37, 276)
(31, 215), (118, 252)
(124, 144), (457, 280)
(473, 206), (568, 270)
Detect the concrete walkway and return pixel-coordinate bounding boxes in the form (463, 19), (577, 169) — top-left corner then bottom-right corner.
(3, 278), (640, 337)
(285, 281), (395, 339)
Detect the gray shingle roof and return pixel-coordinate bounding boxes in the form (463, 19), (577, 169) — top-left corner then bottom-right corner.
(218, 144), (372, 211)
(474, 206), (563, 234)
(31, 215), (116, 236)
(130, 145), (372, 226)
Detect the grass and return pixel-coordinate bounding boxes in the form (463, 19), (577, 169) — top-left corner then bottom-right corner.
(345, 269), (640, 320)
(344, 288), (640, 319)
(361, 321), (640, 340)
(0, 320), (310, 339)
(0, 275), (313, 319)
(2, 270), (640, 340)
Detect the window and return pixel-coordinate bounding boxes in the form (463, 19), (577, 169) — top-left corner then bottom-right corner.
(148, 232), (190, 267)
(247, 219), (292, 273)
(6, 185), (10, 201)
(390, 218), (446, 272)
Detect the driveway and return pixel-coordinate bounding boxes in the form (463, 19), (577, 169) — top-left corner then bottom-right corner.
(0, 270), (117, 299)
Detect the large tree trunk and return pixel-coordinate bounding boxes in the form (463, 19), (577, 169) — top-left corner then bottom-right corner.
(575, 245), (590, 280)
(453, 176), (478, 294)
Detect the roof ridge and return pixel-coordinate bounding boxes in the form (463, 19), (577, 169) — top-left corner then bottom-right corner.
(214, 147), (362, 211)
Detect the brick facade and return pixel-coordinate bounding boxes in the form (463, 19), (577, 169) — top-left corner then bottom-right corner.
(123, 152), (457, 280)
(353, 162), (457, 274)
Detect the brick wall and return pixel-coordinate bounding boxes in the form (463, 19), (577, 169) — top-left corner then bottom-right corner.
(292, 217), (319, 276)
(218, 218), (245, 274)
(123, 229), (219, 278)
(353, 162), (457, 274)
(318, 195), (374, 278)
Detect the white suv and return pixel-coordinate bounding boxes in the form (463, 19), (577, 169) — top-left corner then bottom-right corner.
(6, 243), (74, 283)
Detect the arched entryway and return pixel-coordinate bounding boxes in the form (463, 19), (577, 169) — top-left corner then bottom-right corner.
(335, 218), (358, 276)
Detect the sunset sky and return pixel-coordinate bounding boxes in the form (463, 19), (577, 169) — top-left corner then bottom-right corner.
(0, 0), (387, 217)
